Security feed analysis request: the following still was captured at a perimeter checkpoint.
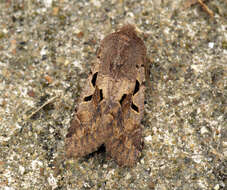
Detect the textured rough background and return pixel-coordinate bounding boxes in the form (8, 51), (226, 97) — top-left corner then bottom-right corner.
(0, 0), (226, 189)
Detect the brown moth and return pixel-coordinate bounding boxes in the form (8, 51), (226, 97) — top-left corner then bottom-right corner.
(65, 25), (147, 166)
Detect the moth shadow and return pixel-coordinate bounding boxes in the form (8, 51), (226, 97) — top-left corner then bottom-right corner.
(80, 144), (107, 165)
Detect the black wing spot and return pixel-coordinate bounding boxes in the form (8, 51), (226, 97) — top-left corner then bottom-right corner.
(100, 89), (103, 101)
(84, 95), (93, 101)
(66, 129), (74, 138)
(91, 72), (98, 87)
(136, 64), (144, 68)
(133, 80), (140, 95)
(119, 94), (127, 105)
(131, 102), (139, 112)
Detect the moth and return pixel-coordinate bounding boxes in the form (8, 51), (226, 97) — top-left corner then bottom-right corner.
(65, 25), (147, 166)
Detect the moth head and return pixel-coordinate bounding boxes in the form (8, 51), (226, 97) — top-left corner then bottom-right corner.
(98, 27), (146, 78)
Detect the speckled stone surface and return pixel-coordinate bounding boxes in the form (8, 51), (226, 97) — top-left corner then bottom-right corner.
(0, 0), (226, 189)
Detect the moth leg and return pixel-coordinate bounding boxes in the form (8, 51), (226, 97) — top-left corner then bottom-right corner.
(105, 126), (142, 167)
